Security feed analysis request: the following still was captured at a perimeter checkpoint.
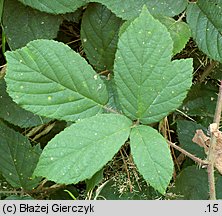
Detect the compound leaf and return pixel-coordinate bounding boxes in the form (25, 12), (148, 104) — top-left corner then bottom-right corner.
(3, 0), (62, 50)
(0, 121), (41, 190)
(187, 0), (222, 62)
(5, 39), (109, 122)
(81, 3), (123, 71)
(34, 114), (132, 184)
(18, 0), (88, 14)
(114, 7), (193, 124)
(130, 125), (173, 194)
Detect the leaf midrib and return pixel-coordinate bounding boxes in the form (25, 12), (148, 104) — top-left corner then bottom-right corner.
(9, 52), (105, 108)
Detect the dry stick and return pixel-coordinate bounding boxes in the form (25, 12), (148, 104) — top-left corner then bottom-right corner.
(207, 80), (222, 200)
(167, 141), (208, 166)
(120, 149), (133, 193)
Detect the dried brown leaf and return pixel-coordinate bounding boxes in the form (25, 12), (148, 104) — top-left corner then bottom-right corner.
(192, 128), (222, 174)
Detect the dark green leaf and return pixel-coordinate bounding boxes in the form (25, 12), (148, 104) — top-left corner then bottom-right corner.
(0, 79), (49, 128)
(182, 82), (217, 126)
(86, 169), (103, 193)
(215, 174), (222, 199)
(170, 165), (209, 200)
(187, 0), (222, 62)
(18, 0), (88, 14)
(81, 3), (123, 71)
(0, 121), (41, 190)
(3, 0), (62, 50)
(177, 120), (206, 159)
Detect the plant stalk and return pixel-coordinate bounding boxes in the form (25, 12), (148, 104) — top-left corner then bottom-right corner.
(167, 141), (208, 166)
(207, 80), (222, 200)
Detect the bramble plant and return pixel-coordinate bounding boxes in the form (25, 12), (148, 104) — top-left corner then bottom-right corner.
(1, 0), (222, 200)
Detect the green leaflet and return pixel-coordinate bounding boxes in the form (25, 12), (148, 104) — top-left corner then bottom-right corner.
(3, 0), (62, 50)
(187, 0), (222, 62)
(81, 3), (123, 71)
(114, 7), (193, 124)
(130, 125), (173, 194)
(5, 39), (109, 122)
(34, 114), (132, 184)
(18, 0), (88, 14)
(0, 79), (49, 128)
(119, 16), (191, 56)
(157, 16), (191, 55)
(0, 121), (41, 190)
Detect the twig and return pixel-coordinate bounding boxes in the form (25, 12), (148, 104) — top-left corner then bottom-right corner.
(176, 109), (196, 122)
(167, 141), (208, 166)
(120, 149), (133, 192)
(207, 80), (222, 200)
(199, 60), (218, 83)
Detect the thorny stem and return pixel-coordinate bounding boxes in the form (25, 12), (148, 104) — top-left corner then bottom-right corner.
(207, 80), (222, 200)
(199, 60), (218, 83)
(167, 141), (208, 166)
